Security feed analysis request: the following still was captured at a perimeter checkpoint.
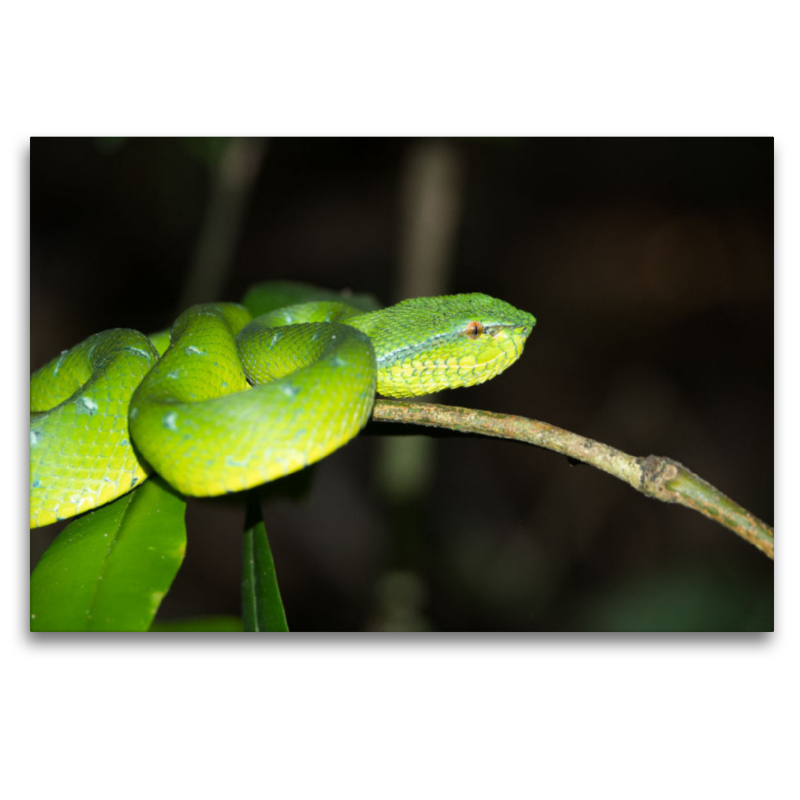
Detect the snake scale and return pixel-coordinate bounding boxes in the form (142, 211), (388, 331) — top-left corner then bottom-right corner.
(30, 282), (536, 529)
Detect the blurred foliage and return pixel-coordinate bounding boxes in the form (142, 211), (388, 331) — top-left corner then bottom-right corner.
(572, 563), (773, 632)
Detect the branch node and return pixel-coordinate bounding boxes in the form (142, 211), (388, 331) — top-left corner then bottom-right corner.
(639, 455), (682, 503)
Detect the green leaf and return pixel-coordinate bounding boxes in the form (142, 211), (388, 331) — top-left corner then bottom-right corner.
(31, 477), (187, 632)
(574, 564), (774, 632)
(241, 494), (289, 632)
(149, 616), (243, 632)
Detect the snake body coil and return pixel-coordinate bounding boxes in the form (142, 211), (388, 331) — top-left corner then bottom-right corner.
(30, 284), (535, 528)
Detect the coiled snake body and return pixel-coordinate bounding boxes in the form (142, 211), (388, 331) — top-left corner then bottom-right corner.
(30, 283), (535, 529)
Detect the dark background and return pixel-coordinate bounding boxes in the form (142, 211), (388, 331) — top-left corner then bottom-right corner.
(30, 137), (774, 631)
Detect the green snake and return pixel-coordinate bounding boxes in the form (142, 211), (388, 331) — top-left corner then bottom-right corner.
(30, 282), (536, 529)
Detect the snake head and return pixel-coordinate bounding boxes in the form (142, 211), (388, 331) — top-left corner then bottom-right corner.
(348, 293), (536, 398)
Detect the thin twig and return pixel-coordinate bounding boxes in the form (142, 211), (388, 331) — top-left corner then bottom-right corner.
(370, 399), (774, 560)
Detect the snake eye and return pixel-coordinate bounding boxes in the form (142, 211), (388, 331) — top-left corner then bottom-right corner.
(464, 321), (484, 339)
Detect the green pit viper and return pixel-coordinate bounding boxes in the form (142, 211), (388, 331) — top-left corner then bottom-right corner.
(30, 282), (536, 529)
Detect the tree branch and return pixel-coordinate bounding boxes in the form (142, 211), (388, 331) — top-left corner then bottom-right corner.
(370, 399), (774, 560)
